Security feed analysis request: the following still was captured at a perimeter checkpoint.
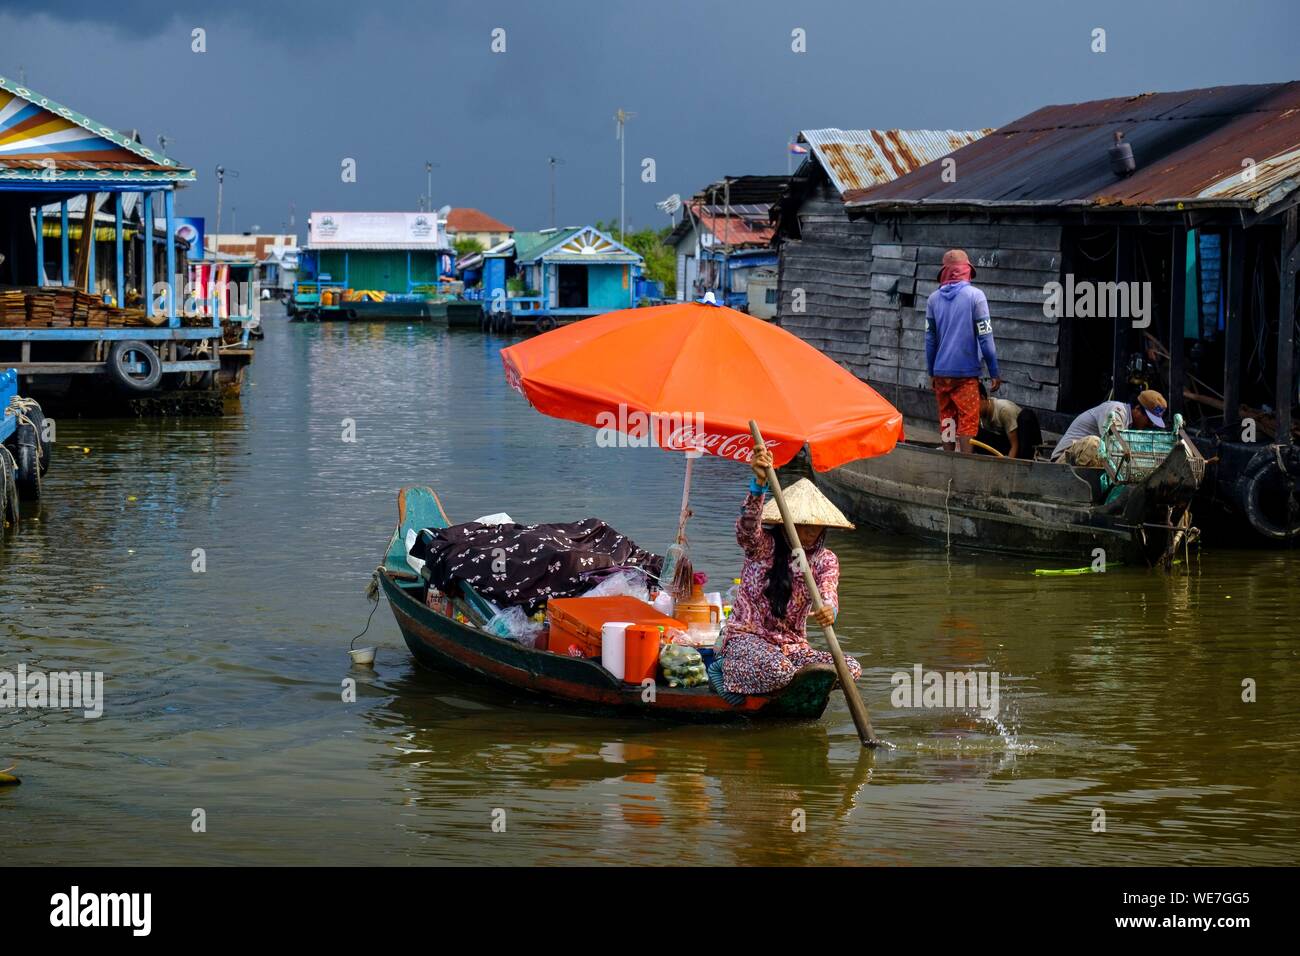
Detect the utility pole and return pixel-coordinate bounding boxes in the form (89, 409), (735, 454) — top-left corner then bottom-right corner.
(212, 166), (240, 254)
(615, 108), (635, 241)
(214, 165), (225, 259)
(548, 156), (565, 230)
(722, 178), (732, 306)
(423, 161), (439, 213)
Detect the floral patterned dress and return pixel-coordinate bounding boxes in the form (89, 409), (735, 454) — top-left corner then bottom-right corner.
(719, 490), (862, 695)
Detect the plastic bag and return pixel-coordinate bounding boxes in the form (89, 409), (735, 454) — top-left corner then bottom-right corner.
(583, 569), (650, 602)
(659, 642), (707, 688)
(485, 606), (544, 648)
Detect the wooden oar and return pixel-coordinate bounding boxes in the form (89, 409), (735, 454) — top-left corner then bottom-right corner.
(748, 420), (880, 748)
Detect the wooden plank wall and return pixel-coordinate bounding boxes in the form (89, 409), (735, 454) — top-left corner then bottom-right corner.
(779, 202), (1066, 413)
(777, 181), (874, 374)
(868, 217), (1065, 411)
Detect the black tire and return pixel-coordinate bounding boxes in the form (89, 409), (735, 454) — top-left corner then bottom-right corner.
(107, 340), (163, 393)
(18, 400), (51, 475)
(536, 316), (557, 333)
(13, 422), (41, 501)
(0, 446), (18, 530)
(1235, 446), (1300, 541)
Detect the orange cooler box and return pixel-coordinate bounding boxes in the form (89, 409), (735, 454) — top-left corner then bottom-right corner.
(545, 596), (684, 664)
(622, 624), (664, 684)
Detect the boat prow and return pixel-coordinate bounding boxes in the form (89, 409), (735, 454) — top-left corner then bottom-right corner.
(818, 436), (1204, 565)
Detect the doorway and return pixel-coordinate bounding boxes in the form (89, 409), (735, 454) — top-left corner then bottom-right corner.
(557, 265), (587, 308)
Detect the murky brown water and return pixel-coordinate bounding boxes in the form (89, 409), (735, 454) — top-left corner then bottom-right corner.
(3, 306), (1298, 865)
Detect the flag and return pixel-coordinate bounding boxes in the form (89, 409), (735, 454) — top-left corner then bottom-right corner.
(789, 142), (809, 155)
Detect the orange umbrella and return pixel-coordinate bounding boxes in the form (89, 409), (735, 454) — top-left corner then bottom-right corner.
(501, 301), (903, 470)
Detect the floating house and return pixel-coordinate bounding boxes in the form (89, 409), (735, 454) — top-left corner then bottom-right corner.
(835, 83), (1300, 542)
(771, 128), (990, 361)
(259, 244), (299, 299)
(445, 208), (513, 252)
(0, 76), (225, 401)
(472, 226), (644, 330)
(292, 211), (454, 320)
(667, 175), (788, 311)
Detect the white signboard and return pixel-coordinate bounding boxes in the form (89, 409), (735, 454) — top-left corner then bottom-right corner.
(308, 212), (446, 249)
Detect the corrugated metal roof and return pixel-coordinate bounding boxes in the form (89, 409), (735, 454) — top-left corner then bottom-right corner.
(844, 82), (1300, 214)
(799, 128), (992, 195)
(689, 203), (774, 246)
(512, 228), (581, 261)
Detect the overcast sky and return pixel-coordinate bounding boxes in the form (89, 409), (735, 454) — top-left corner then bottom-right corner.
(2, 0), (1296, 237)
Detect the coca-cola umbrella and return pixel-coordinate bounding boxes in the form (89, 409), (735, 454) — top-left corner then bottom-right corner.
(501, 300), (903, 471)
(501, 299), (903, 745)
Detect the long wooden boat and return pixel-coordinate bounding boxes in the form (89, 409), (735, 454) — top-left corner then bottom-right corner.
(818, 436), (1204, 565)
(426, 299), (485, 328)
(378, 486), (841, 721)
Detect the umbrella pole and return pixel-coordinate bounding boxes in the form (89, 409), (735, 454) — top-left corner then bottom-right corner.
(748, 420), (880, 748)
(676, 453), (694, 544)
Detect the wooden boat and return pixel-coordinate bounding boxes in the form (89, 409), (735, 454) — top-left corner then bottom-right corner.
(377, 486), (841, 721)
(425, 299), (485, 328)
(818, 433), (1205, 566)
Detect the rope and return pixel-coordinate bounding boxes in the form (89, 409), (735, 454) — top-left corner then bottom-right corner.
(351, 568), (385, 650)
(944, 477), (953, 552)
(5, 396), (43, 465)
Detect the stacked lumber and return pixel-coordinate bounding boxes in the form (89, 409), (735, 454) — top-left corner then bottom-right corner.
(0, 284), (166, 329)
(0, 286), (156, 329)
(0, 289), (26, 328)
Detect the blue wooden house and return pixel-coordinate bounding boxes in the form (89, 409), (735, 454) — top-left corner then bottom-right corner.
(0, 75), (224, 397)
(476, 226), (644, 330)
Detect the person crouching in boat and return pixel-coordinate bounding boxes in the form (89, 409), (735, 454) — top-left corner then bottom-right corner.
(1051, 390), (1168, 467)
(718, 446), (862, 696)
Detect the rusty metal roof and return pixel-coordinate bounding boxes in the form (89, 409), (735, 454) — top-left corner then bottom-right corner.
(799, 128), (991, 195)
(844, 82), (1300, 215)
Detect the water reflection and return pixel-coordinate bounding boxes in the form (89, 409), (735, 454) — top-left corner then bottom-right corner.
(2, 306), (1297, 865)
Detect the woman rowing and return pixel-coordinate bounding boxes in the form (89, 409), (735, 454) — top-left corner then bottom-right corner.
(718, 445), (862, 696)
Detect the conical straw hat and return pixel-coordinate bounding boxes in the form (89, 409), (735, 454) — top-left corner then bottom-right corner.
(760, 478), (855, 530)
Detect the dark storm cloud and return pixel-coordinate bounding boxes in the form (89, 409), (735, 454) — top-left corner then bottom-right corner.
(2, 0), (1297, 237)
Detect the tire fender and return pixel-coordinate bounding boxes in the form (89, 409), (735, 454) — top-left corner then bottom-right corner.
(107, 340), (163, 392)
(1234, 445), (1300, 540)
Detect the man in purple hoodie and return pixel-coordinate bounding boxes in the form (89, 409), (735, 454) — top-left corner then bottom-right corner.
(925, 249), (1001, 453)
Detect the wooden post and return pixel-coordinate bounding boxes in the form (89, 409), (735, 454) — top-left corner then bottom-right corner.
(1112, 226), (1133, 400)
(81, 193), (96, 293)
(165, 189), (177, 327)
(1277, 208), (1298, 443)
(114, 193), (125, 308)
(748, 420), (880, 748)
(34, 205), (45, 287)
(1168, 226), (1188, 415)
(1223, 224), (1246, 430)
(60, 200), (69, 286)
(142, 191), (154, 317)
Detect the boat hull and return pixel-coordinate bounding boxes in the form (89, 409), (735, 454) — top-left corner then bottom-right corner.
(293, 300), (435, 322)
(426, 300), (484, 327)
(819, 442), (1158, 564)
(379, 570), (839, 721)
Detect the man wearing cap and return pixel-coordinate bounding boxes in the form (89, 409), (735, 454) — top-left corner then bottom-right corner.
(1051, 390), (1169, 467)
(925, 249), (1001, 453)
